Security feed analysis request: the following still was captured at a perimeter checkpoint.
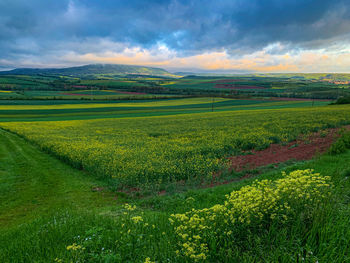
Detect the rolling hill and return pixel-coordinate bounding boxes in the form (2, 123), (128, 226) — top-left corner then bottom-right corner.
(0, 64), (178, 78)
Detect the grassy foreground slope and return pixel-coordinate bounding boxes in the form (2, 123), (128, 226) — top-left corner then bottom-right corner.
(0, 129), (117, 228)
(1, 128), (350, 262)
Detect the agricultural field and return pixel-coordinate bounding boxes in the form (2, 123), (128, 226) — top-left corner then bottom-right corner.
(1, 99), (349, 191)
(3, 0), (350, 261)
(1, 96), (350, 262)
(1, 72), (350, 100)
(161, 75), (350, 99)
(18, 90), (178, 100)
(0, 97), (329, 122)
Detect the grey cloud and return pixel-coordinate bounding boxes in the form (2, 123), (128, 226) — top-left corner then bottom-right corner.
(0, 0), (350, 67)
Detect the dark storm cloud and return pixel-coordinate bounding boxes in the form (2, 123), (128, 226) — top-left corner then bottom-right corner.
(0, 0), (350, 67)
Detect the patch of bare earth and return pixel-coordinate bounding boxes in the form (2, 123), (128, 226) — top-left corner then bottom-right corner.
(203, 126), (348, 189)
(229, 126), (349, 172)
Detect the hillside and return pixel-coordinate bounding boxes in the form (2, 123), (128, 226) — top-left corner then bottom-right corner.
(0, 64), (177, 78)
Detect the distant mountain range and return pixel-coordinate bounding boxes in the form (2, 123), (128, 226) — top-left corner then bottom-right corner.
(0, 64), (178, 78)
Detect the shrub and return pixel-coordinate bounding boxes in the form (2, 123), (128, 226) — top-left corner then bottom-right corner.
(328, 139), (347, 155)
(341, 131), (350, 148)
(328, 130), (350, 155)
(170, 169), (332, 261)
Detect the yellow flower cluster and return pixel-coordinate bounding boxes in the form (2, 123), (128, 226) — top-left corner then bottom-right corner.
(131, 216), (143, 224)
(123, 203), (137, 211)
(66, 243), (83, 251)
(170, 169), (332, 261)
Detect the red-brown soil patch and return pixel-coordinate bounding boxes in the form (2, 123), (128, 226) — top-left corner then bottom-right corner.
(215, 84), (266, 89)
(229, 127), (348, 172)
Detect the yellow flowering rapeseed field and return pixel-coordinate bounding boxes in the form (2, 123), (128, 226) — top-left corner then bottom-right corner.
(170, 169), (332, 261)
(1, 105), (350, 187)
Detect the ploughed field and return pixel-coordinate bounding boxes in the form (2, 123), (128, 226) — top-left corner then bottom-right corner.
(1, 97), (349, 190)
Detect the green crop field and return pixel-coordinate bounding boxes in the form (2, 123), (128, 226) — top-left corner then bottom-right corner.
(0, 97), (330, 122)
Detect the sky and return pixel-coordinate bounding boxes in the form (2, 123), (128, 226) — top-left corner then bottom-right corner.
(1, 0), (350, 73)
